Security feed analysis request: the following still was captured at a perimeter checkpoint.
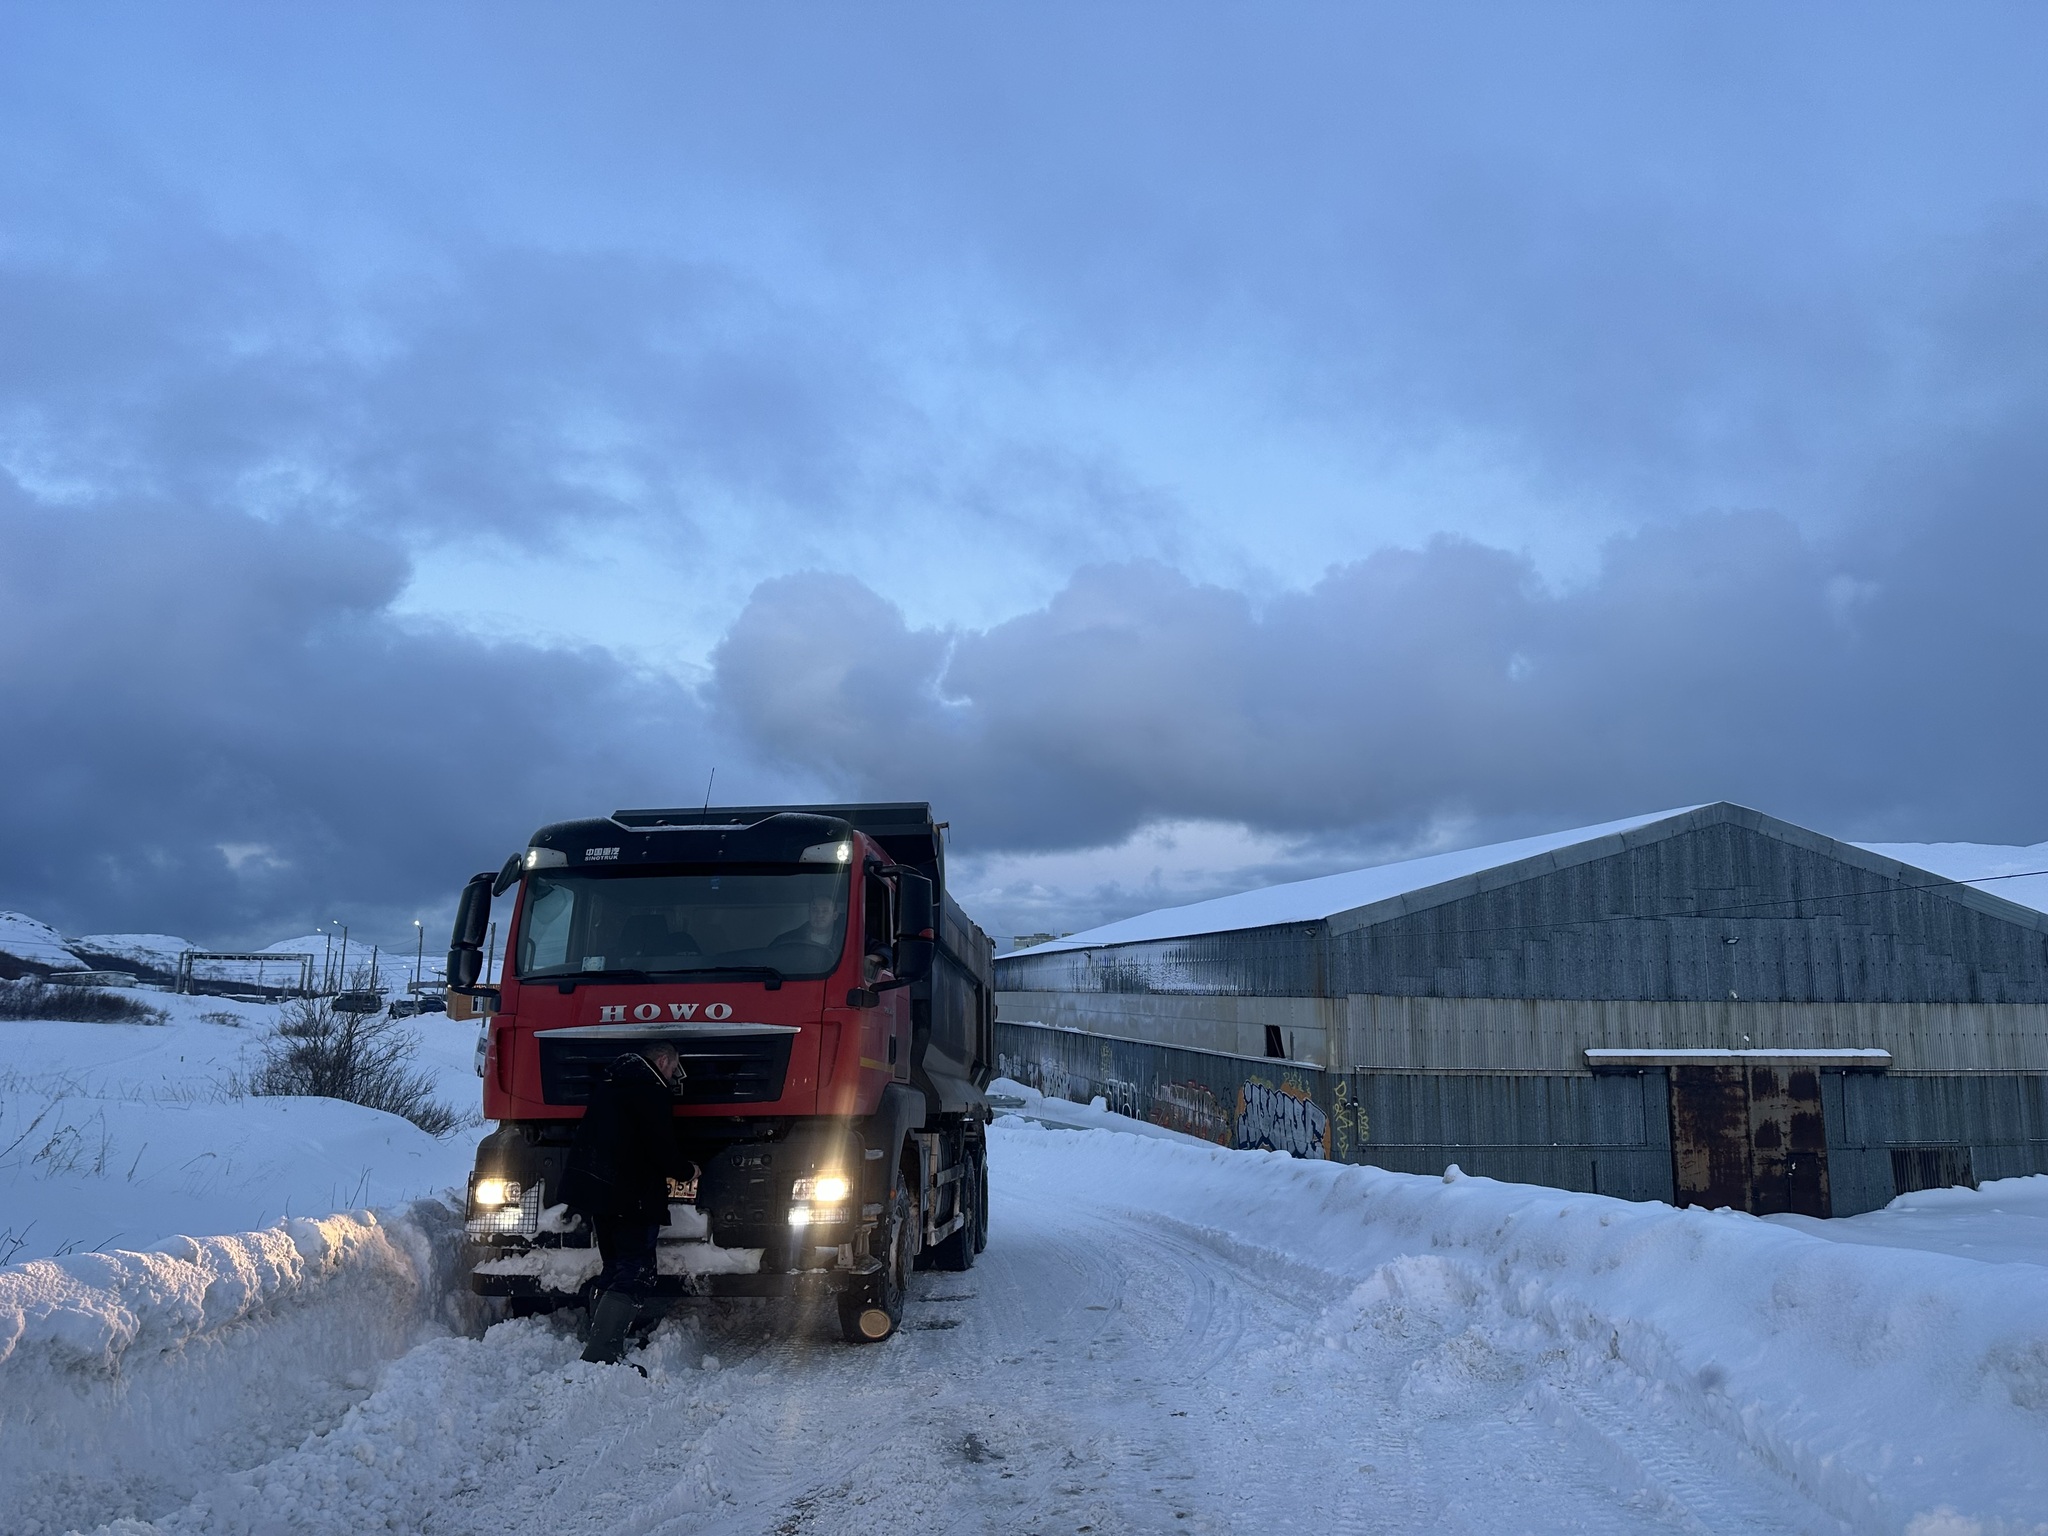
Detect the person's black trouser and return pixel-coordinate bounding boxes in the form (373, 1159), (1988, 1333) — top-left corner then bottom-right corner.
(593, 1217), (659, 1292)
(581, 1218), (659, 1364)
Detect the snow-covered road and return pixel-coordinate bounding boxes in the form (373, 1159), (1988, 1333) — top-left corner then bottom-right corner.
(59, 1120), (2045, 1536)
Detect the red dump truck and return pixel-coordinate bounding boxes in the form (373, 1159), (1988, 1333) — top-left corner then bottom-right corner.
(448, 802), (994, 1342)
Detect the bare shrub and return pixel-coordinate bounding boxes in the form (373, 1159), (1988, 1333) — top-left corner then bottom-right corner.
(245, 998), (461, 1136)
(0, 980), (168, 1025)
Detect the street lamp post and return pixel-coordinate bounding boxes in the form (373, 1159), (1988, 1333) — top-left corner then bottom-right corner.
(413, 920), (424, 994)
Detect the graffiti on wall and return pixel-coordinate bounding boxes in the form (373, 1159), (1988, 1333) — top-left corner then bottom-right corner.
(1331, 1076), (1368, 1161)
(1235, 1076), (1330, 1160)
(1099, 1075), (1143, 1120)
(997, 1049), (1076, 1105)
(998, 1028), (1336, 1162)
(1149, 1079), (1230, 1145)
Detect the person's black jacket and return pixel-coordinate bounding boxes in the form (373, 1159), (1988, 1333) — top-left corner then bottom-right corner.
(559, 1052), (677, 1225)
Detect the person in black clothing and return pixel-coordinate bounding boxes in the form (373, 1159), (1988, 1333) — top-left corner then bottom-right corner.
(560, 1043), (685, 1365)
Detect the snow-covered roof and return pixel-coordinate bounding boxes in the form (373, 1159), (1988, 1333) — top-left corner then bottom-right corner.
(1008, 807), (1703, 955)
(1004, 807), (2048, 957)
(1855, 841), (2048, 919)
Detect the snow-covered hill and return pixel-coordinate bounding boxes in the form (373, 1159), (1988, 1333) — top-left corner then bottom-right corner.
(68, 933), (194, 977)
(0, 913), (88, 977)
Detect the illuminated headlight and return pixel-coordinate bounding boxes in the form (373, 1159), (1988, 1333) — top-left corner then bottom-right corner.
(799, 840), (852, 865)
(466, 1178), (542, 1239)
(792, 1174), (850, 1203)
(523, 846), (568, 870)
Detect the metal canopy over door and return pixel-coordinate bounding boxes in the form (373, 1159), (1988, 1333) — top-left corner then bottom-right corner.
(1668, 1064), (1831, 1216)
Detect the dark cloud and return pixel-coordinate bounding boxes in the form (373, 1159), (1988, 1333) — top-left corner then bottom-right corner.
(712, 475), (2048, 856)
(3, 6), (2048, 950)
(0, 199), (886, 547)
(0, 482), (777, 947)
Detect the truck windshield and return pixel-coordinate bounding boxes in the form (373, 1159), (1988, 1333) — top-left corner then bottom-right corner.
(515, 867), (850, 982)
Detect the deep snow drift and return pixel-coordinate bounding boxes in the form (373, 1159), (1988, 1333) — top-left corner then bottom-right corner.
(0, 1200), (474, 1533)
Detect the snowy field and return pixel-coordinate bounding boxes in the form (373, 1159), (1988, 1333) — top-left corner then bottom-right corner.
(2, 1106), (2044, 1533)
(2, 991), (480, 1265)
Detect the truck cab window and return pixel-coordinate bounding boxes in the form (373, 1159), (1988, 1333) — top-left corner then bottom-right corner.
(515, 868), (851, 981)
(864, 872), (894, 979)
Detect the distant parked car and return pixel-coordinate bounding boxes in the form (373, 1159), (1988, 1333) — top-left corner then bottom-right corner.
(331, 989), (385, 1015)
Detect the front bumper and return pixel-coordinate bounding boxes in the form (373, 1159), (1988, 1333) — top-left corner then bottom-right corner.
(471, 1263), (880, 1301)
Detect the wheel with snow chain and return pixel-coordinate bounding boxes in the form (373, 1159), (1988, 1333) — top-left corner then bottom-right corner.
(839, 1182), (910, 1343)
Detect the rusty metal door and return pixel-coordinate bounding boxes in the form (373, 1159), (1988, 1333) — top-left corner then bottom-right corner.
(1669, 1067), (1751, 1211)
(1746, 1065), (1831, 1217)
(1668, 1064), (1830, 1217)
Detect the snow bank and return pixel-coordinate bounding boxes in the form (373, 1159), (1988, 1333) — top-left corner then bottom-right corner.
(991, 1121), (2048, 1532)
(0, 912), (89, 975)
(989, 1075), (1214, 1144)
(1774, 1172), (2048, 1270)
(0, 1199), (471, 1535)
(2, 998), (478, 1263)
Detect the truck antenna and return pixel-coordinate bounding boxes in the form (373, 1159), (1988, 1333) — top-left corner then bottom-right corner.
(702, 767), (716, 814)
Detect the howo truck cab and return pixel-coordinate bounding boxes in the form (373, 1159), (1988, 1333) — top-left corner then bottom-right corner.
(449, 803), (994, 1342)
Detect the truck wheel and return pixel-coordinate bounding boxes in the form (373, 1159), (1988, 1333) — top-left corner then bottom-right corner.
(839, 1183), (910, 1343)
(929, 1148), (979, 1272)
(973, 1146), (989, 1254)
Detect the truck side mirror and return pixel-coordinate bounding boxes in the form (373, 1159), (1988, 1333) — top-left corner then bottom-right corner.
(893, 873), (936, 984)
(447, 871), (494, 991)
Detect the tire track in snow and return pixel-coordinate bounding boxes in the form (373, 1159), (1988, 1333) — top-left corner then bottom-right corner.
(93, 1129), (1865, 1536)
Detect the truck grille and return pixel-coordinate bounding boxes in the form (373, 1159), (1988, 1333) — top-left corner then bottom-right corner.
(537, 1030), (796, 1106)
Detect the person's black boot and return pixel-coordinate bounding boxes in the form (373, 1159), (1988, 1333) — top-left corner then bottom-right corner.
(581, 1290), (638, 1364)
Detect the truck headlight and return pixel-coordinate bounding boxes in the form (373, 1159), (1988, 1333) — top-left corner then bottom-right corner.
(466, 1178), (542, 1239)
(791, 1173), (850, 1203)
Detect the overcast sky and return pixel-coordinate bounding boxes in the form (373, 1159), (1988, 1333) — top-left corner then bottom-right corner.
(4, 4), (2047, 950)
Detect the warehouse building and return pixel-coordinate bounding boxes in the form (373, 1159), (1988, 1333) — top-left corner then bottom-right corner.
(992, 803), (2048, 1216)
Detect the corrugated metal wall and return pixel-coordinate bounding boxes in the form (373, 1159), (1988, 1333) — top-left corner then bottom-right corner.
(993, 1020), (1671, 1197)
(996, 989), (2048, 1072)
(1824, 1072), (2048, 1213)
(995, 1021), (1335, 1159)
(996, 1020), (2048, 1215)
